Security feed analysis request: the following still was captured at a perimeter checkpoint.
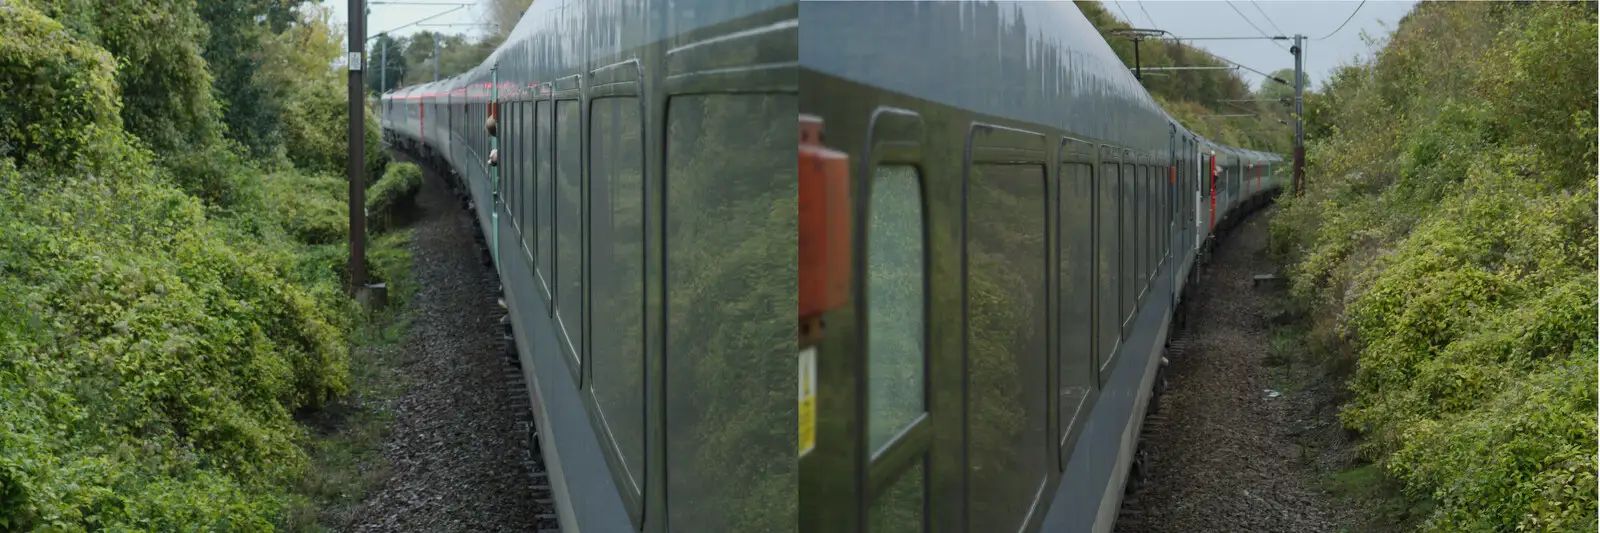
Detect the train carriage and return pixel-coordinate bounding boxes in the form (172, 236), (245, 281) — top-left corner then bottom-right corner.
(797, 2), (1282, 533)
(382, 1), (1283, 532)
(383, 1), (798, 532)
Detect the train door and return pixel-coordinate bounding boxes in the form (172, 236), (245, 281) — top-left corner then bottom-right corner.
(800, 108), (940, 533)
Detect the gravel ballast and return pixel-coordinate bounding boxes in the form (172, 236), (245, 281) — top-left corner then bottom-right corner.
(1116, 210), (1362, 533)
(343, 159), (546, 533)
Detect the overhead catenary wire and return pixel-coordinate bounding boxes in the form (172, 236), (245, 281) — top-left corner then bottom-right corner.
(369, 4), (467, 40)
(1316, 0), (1367, 40)
(1112, 1), (1137, 26)
(1248, 0), (1289, 36)
(1136, 1), (1158, 29)
(1211, 53), (1290, 85)
(1224, 0), (1288, 51)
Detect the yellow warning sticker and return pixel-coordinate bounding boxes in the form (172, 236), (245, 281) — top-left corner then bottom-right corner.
(798, 346), (817, 457)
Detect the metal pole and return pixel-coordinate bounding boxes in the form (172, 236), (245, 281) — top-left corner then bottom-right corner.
(433, 32), (440, 81)
(347, 0), (367, 292)
(1133, 37), (1142, 80)
(380, 33), (387, 93)
(1292, 34), (1305, 197)
(1138, 66), (1236, 71)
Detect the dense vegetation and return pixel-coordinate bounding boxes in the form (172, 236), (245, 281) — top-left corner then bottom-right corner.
(1078, 0), (1296, 153)
(0, 0), (415, 529)
(1270, 3), (1597, 531)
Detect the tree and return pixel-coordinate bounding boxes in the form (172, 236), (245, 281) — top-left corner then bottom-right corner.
(197, 0), (312, 158)
(368, 33), (409, 93)
(1258, 68), (1310, 102)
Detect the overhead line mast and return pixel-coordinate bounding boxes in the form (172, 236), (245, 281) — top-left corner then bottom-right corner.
(1292, 34), (1305, 197)
(347, 0), (367, 295)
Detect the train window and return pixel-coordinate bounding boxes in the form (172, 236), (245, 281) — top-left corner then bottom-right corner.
(1097, 162), (1120, 376)
(1147, 164), (1156, 282)
(866, 164), (926, 453)
(1120, 162), (1135, 326)
(555, 99), (583, 368)
(1148, 164), (1157, 280)
(522, 99), (535, 257)
(664, 93), (797, 533)
(868, 458), (926, 533)
(1164, 163), (1177, 260)
(1136, 164), (1147, 294)
(1131, 164), (1141, 300)
(513, 101), (523, 235)
(588, 96), (645, 494)
(536, 100), (553, 295)
(966, 163), (1048, 533)
(1058, 162), (1095, 451)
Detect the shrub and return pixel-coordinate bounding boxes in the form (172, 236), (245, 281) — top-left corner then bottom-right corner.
(280, 78), (390, 182)
(0, 2), (125, 175)
(0, 2), (373, 528)
(366, 162), (424, 233)
(1271, 3), (1598, 531)
(261, 170), (351, 246)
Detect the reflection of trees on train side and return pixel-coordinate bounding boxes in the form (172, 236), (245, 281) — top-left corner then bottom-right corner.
(555, 100), (583, 363)
(535, 101), (553, 294)
(589, 96), (646, 492)
(863, 165), (927, 533)
(864, 166), (926, 452)
(965, 164), (1051, 532)
(1097, 164), (1120, 374)
(1060, 163), (1096, 442)
(664, 91), (797, 532)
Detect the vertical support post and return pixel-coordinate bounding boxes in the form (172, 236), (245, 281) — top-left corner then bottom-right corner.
(433, 32), (440, 82)
(1292, 34), (1305, 197)
(380, 33), (387, 94)
(1133, 36), (1143, 80)
(347, 0), (367, 293)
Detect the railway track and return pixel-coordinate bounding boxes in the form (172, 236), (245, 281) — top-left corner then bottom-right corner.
(366, 146), (562, 532)
(1115, 336), (1183, 532)
(1112, 202), (1361, 533)
(447, 164), (564, 533)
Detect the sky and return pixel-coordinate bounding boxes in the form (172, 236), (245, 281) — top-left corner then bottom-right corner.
(325, 0), (496, 45)
(1105, 1), (1417, 91)
(323, 0), (1418, 91)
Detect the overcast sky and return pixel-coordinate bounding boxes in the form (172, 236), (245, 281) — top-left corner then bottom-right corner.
(1110, 1), (1417, 91)
(324, 0), (1417, 90)
(326, 0), (494, 44)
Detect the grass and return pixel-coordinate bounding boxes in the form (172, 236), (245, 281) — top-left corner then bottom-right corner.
(282, 309), (417, 533)
(1325, 464), (1436, 532)
(282, 228), (420, 532)
(1258, 279), (1435, 533)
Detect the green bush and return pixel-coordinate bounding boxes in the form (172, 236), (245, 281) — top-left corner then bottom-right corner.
(26, 0), (224, 160)
(366, 162), (424, 232)
(0, 2), (126, 175)
(262, 170), (351, 246)
(0, 2), (392, 529)
(281, 77), (390, 182)
(0, 158), (348, 529)
(1270, 3), (1598, 531)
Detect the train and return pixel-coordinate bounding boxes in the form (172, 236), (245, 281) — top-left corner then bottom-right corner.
(383, 1), (1282, 532)
(380, 1), (797, 532)
(797, 3), (1282, 533)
